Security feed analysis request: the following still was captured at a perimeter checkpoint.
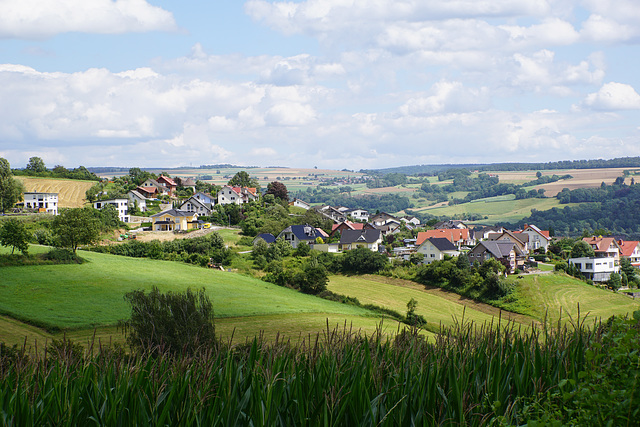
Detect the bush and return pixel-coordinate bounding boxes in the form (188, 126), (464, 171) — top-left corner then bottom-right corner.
(122, 287), (216, 355)
(44, 248), (83, 263)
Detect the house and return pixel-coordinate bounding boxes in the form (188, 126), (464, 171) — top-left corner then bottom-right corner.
(339, 229), (383, 252)
(619, 240), (640, 266)
(156, 175), (178, 196)
(473, 226), (504, 241)
(150, 209), (200, 231)
(93, 198), (130, 223)
(416, 229), (475, 249)
(180, 177), (197, 193)
(489, 230), (528, 253)
(253, 233), (276, 245)
(141, 178), (166, 196)
(313, 205), (347, 223)
(569, 236), (621, 282)
(521, 224), (552, 252)
(417, 237), (460, 264)
(128, 190), (148, 212)
(331, 221), (365, 236)
(277, 224), (325, 248)
(136, 186), (159, 199)
(180, 195), (214, 216)
(217, 185), (258, 205)
(401, 216), (421, 226)
(192, 191), (216, 205)
(289, 198), (311, 210)
(468, 241), (526, 273)
(346, 208), (370, 222)
(370, 212), (398, 227)
(374, 221), (402, 236)
(23, 192), (58, 215)
(434, 220), (467, 229)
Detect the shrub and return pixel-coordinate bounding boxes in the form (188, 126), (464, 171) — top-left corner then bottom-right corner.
(122, 287), (216, 355)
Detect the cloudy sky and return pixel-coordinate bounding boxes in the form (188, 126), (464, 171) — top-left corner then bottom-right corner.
(1, 0), (640, 170)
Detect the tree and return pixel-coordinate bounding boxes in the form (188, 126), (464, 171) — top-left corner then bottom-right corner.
(123, 286), (216, 355)
(0, 158), (24, 214)
(570, 240), (595, 259)
(52, 208), (101, 253)
(0, 219), (30, 255)
(266, 181), (288, 201)
(296, 258), (328, 295)
(341, 247), (388, 274)
(25, 156), (47, 173)
(228, 171), (260, 190)
(536, 171), (542, 178)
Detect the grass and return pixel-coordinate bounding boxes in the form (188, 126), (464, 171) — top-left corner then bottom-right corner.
(510, 272), (640, 322)
(0, 249), (372, 332)
(328, 275), (535, 328)
(420, 195), (564, 224)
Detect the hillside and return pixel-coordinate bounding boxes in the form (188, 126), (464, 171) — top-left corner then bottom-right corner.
(15, 176), (93, 208)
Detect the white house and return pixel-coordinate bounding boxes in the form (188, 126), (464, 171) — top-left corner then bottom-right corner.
(127, 190), (147, 212)
(417, 237), (460, 264)
(521, 224), (552, 252)
(217, 185), (258, 205)
(346, 208), (369, 222)
(338, 229), (383, 252)
(277, 224), (325, 248)
(569, 236), (621, 282)
(290, 198), (311, 210)
(94, 198), (130, 223)
(23, 192), (58, 215)
(180, 193), (215, 216)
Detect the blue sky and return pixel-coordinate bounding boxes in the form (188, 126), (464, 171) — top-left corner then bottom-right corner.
(1, 0), (640, 170)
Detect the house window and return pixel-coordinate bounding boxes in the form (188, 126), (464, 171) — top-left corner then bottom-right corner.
(586, 263), (593, 269)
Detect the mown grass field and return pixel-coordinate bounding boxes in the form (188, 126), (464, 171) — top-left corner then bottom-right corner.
(0, 246), (405, 347)
(15, 176), (95, 208)
(328, 275), (535, 327)
(512, 272), (640, 322)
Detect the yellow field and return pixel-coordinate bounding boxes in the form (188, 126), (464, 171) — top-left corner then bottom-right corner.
(15, 176), (94, 208)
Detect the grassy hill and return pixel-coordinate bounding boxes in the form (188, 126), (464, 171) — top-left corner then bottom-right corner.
(0, 246), (404, 347)
(15, 176), (94, 208)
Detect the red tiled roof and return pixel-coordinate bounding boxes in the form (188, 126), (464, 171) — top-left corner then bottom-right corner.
(582, 236), (617, 253)
(416, 229), (470, 246)
(138, 186), (158, 193)
(157, 175), (177, 187)
(619, 240), (640, 258)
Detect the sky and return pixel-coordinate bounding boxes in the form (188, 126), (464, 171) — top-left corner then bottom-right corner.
(1, 0), (640, 171)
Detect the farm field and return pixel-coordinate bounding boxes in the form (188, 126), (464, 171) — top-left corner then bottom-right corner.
(489, 167), (627, 196)
(416, 194), (565, 224)
(15, 176), (94, 208)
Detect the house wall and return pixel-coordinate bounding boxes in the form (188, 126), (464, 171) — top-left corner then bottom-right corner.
(23, 193), (58, 215)
(569, 256), (620, 282)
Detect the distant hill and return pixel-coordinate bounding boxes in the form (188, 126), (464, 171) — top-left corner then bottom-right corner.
(363, 157), (640, 176)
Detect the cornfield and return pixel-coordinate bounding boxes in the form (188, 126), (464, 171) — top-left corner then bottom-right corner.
(1, 314), (638, 426)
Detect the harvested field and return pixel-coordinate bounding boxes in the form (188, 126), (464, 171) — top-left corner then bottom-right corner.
(15, 176), (95, 208)
(488, 168), (627, 197)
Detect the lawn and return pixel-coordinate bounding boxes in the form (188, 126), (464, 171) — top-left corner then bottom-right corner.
(0, 249), (372, 331)
(327, 275), (535, 328)
(512, 272), (640, 322)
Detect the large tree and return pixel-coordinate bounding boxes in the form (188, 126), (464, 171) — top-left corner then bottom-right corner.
(0, 218), (30, 255)
(266, 181), (288, 201)
(0, 158), (24, 214)
(228, 171), (260, 190)
(25, 156), (47, 173)
(52, 207), (101, 253)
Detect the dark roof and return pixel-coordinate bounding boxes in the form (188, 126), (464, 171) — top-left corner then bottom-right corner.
(340, 229), (382, 244)
(282, 224), (323, 241)
(426, 237), (457, 251)
(475, 241), (519, 258)
(254, 233), (276, 244)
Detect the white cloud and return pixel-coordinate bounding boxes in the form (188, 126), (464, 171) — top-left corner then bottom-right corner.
(398, 81), (490, 115)
(582, 82), (640, 111)
(0, 0), (176, 39)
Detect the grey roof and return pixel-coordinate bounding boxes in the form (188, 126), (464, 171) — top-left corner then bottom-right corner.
(475, 241), (520, 258)
(150, 209), (193, 218)
(426, 237), (457, 252)
(340, 229), (382, 244)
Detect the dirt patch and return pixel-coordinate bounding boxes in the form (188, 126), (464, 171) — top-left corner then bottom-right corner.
(360, 275), (539, 326)
(112, 226), (227, 243)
